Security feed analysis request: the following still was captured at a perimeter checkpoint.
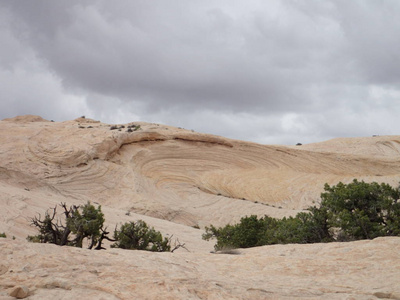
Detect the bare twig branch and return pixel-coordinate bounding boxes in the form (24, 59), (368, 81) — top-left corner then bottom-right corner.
(171, 238), (190, 253)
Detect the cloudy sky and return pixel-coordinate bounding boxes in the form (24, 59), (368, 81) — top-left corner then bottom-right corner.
(1, 1), (399, 145)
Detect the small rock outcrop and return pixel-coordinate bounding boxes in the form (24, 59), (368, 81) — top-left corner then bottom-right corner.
(9, 286), (29, 299)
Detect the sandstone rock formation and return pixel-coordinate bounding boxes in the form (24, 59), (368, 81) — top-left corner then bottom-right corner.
(9, 285), (29, 299)
(1, 115), (400, 299)
(2, 237), (400, 299)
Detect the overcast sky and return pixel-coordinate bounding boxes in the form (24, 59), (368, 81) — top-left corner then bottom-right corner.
(1, 1), (399, 145)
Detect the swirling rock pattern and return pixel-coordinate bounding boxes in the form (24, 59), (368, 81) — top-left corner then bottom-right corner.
(1, 115), (400, 299)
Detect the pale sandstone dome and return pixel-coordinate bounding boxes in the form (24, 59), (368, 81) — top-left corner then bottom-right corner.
(1, 115), (400, 299)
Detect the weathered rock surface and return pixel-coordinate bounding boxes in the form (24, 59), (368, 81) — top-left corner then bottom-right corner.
(1, 237), (400, 299)
(1, 115), (400, 299)
(9, 286), (29, 299)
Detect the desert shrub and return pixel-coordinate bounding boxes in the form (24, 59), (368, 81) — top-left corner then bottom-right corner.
(203, 180), (400, 249)
(27, 203), (177, 252)
(66, 202), (105, 248)
(203, 215), (279, 250)
(203, 213), (331, 250)
(265, 216), (310, 244)
(0, 232), (6, 238)
(27, 202), (108, 249)
(321, 179), (400, 240)
(111, 220), (171, 252)
(27, 206), (68, 245)
(294, 207), (333, 243)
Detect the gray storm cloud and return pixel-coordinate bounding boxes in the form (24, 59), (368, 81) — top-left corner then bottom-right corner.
(1, 0), (399, 144)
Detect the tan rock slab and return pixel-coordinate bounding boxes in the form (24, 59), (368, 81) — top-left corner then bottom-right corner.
(9, 286), (29, 299)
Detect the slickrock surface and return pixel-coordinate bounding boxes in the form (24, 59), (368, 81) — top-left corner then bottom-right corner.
(1, 237), (400, 300)
(1, 115), (400, 299)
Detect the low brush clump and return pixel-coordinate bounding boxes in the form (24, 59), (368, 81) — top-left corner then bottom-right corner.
(111, 220), (170, 252)
(27, 202), (172, 252)
(203, 180), (400, 250)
